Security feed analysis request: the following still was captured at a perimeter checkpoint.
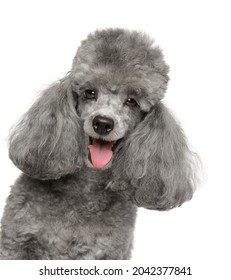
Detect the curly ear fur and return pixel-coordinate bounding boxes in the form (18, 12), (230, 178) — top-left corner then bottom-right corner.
(113, 103), (198, 210)
(9, 75), (84, 180)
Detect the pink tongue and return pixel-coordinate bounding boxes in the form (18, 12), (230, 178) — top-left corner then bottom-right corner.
(88, 139), (114, 169)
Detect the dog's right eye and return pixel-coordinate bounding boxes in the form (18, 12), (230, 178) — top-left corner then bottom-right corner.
(83, 89), (97, 100)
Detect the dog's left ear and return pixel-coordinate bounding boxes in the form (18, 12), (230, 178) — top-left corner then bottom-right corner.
(9, 75), (84, 180)
(113, 103), (198, 210)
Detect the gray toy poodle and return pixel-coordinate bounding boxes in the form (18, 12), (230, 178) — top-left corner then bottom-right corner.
(0, 28), (198, 259)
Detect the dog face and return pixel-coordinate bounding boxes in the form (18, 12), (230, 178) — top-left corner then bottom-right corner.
(72, 73), (150, 169)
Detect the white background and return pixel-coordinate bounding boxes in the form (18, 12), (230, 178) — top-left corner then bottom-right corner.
(0, 0), (230, 278)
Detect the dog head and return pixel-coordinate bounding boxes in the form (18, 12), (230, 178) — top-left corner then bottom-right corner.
(71, 28), (169, 169)
(9, 29), (198, 211)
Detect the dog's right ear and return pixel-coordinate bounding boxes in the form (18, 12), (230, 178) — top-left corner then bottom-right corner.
(9, 75), (84, 180)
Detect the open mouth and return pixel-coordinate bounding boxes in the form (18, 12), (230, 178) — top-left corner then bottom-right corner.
(87, 137), (121, 169)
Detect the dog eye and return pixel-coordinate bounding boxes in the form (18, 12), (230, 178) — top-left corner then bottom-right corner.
(83, 89), (97, 100)
(125, 98), (138, 107)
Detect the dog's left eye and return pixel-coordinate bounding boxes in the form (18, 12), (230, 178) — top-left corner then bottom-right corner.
(83, 89), (97, 100)
(125, 98), (138, 107)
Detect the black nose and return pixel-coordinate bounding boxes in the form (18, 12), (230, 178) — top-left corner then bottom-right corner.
(92, 116), (114, 135)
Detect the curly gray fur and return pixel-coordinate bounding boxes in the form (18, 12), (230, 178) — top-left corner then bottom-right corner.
(0, 28), (198, 259)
